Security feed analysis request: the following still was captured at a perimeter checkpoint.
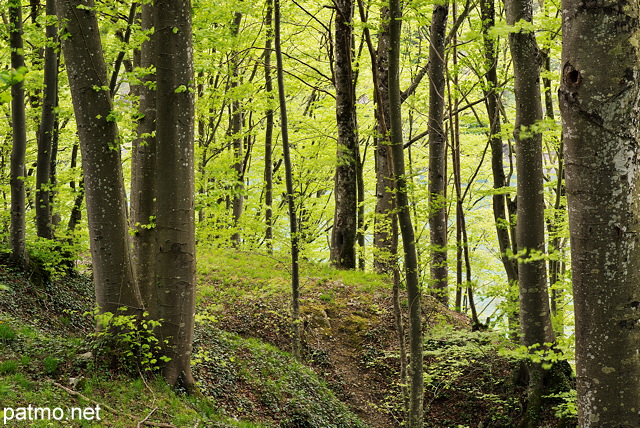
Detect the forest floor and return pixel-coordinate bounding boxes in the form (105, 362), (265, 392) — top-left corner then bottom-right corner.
(0, 250), (571, 427)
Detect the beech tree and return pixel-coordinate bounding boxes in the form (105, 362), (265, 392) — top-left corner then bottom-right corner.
(427, 0), (449, 306)
(330, 0), (358, 270)
(561, 0), (640, 425)
(389, 0), (423, 423)
(130, 2), (157, 318)
(56, 0), (142, 314)
(35, 0), (58, 240)
(154, 0), (198, 390)
(9, 0), (28, 268)
(274, 0), (301, 360)
(506, 0), (557, 423)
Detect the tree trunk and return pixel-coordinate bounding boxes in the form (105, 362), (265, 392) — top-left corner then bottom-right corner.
(330, 0), (358, 270)
(35, 0), (58, 240)
(230, 12), (244, 248)
(56, 0), (142, 314)
(389, 0), (423, 424)
(274, 0), (301, 360)
(372, 5), (398, 275)
(427, 0), (449, 306)
(561, 1), (640, 425)
(154, 0), (197, 391)
(9, 0), (29, 268)
(481, 0), (519, 337)
(506, 0), (555, 424)
(264, 0), (274, 253)
(131, 2), (157, 319)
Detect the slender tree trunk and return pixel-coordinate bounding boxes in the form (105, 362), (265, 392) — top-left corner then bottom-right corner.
(230, 12), (244, 248)
(561, 1), (640, 425)
(66, 142), (84, 232)
(506, 0), (555, 424)
(9, 0), (29, 268)
(481, 0), (519, 337)
(427, 0), (449, 306)
(131, 3), (157, 318)
(389, 0), (423, 424)
(35, 0), (58, 240)
(154, 0), (197, 391)
(330, 0), (358, 269)
(274, 0), (301, 360)
(264, 0), (274, 254)
(356, 145), (365, 270)
(57, 0), (142, 313)
(372, 6), (398, 275)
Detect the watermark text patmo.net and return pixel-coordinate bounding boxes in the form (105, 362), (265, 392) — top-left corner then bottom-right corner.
(3, 404), (101, 425)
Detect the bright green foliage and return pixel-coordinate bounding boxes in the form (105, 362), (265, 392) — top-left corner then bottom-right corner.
(87, 308), (170, 374)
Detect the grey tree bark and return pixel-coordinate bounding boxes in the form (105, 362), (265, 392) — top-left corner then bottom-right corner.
(330, 0), (358, 270)
(427, 0), (449, 306)
(154, 0), (197, 390)
(9, 0), (29, 268)
(561, 1), (640, 425)
(506, 0), (556, 424)
(389, 0), (423, 424)
(274, 0), (301, 360)
(56, 0), (142, 314)
(131, 3), (158, 319)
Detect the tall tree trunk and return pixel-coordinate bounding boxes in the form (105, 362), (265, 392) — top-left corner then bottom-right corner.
(561, 1), (640, 425)
(264, 0), (274, 254)
(131, 2), (157, 318)
(154, 0), (197, 391)
(427, 0), (449, 306)
(481, 0), (519, 337)
(356, 145), (365, 270)
(35, 0), (58, 240)
(9, 0), (29, 268)
(230, 12), (244, 248)
(389, 0), (423, 424)
(506, 0), (555, 424)
(66, 142), (84, 232)
(372, 5), (397, 275)
(56, 0), (142, 314)
(330, 0), (358, 269)
(274, 0), (301, 360)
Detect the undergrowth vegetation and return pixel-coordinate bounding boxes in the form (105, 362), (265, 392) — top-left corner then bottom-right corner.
(0, 249), (576, 427)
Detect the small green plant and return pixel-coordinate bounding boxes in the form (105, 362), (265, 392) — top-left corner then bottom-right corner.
(0, 322), (16, 342)
(86, 308), (170, 374)
(546, 389), (578, 420)
(27, 237), (79, 279)
(43, 356), (60, 375)
(0, 360), (19, 374)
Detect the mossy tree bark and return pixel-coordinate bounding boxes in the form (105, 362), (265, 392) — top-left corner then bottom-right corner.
(9, 0), (29, 269)
(427, 0), (449, 306)
(372, 5), (399, 276)
(154, 0), (198, 390)
(264, 0), (274, 253)
(274, 0), (301, 360)
(35, 0), (58, 240)
(481, 0), (519, 339)
(506, 0), (557, 424)
(389, 0), (424, 424)
(561, 1), (640, 425)
(330, 0), (358, 270)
